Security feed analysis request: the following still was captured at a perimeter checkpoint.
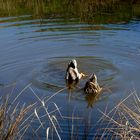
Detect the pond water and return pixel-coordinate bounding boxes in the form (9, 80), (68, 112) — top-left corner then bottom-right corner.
(0, 15), (140, 139)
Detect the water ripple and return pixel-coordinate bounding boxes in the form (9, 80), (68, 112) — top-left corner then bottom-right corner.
(31, 56), (119, 92)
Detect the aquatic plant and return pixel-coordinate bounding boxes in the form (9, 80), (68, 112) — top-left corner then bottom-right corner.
(0, 83), (140, 139)
(97, 90), (140, 139)
(0, 84), (35, 140)
(29, 84), (140, 139)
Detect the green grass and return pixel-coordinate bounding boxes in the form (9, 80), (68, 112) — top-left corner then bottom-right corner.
(0, 0), (140, 23)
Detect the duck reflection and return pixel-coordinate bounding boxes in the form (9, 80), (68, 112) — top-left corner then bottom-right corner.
(85, 92), (100, 108)
(66, 79), (80, 101)
(66, 78), (79, 90)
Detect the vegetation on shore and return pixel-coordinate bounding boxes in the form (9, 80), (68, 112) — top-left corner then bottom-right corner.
(0, 0), (140, 139)
(0, 0), (140, 23)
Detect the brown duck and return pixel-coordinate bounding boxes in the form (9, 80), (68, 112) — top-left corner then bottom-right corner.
(84, 73), (102, 94)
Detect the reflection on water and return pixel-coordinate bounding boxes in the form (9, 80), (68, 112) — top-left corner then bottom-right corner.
(0, 11), (140, 139)
(32, 57), (119, 92)
(31, 56), (120, 110)
(0, 0), (140, 24)
(66, 79), (79, 90)
(85, 93), (100, 108)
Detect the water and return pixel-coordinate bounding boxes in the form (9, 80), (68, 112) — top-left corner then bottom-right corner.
(0, 15), (140, 139)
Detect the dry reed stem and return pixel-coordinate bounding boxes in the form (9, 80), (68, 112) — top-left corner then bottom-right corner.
(97, 91), (140, 139)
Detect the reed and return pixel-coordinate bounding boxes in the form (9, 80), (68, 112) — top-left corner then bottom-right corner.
(0, 83), (140, 139)
(0, 0), (140, 23)
(97, 90), (140, 139)
(0, 84), (35, 140)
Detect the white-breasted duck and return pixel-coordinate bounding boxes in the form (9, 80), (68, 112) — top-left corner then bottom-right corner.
(66, 59), (85, 81)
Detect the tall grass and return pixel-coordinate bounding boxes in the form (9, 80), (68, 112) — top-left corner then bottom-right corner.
(0, 83), (65, 139)
(31, 87), (140, 139)
(0, 83), (140, 139)
(0, 84), (35, 140)
(97, 90), (140, 139)
(0, 0), (140, 23)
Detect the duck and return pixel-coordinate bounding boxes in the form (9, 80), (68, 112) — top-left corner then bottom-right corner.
(84, 73), (102, 94)
(66, 59), (85, 82)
